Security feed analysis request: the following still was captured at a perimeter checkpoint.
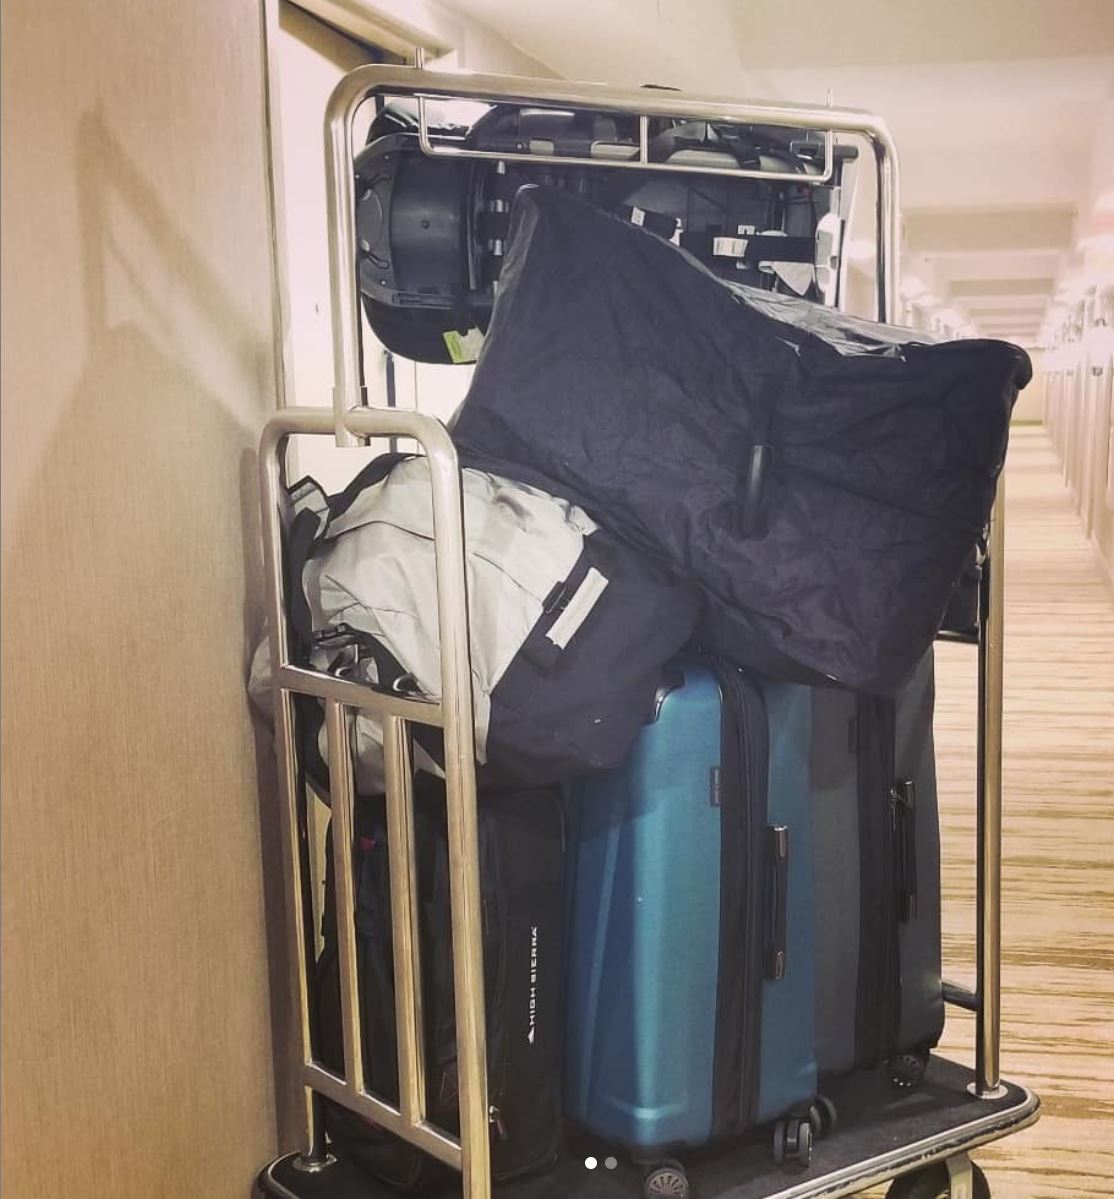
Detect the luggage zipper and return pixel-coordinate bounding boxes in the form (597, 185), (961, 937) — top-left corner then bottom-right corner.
(854, 697), (902, 1069)
(709, 662), (768, 1136)
(489, 1105), (509, 1141)
(736, 671), (769, 1132)
(477, 809), (511, 1164)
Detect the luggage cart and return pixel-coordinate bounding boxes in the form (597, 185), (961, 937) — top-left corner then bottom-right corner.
(255, 66), (1039, 1199)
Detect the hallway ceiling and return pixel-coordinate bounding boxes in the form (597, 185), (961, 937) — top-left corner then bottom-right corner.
(443, 0), (1114, 346)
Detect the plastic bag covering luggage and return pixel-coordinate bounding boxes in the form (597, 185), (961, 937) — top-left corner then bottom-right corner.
(451, 186), (1032, 695)
(317, 780), (565, 1189)
(264, 452), (697, 791)
(354, 100), (851, 363)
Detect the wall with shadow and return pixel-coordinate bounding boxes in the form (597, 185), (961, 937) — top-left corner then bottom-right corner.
(1, 2), (298, 1193)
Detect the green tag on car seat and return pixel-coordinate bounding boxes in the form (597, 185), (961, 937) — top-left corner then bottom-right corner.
(443, 328), (485, 364)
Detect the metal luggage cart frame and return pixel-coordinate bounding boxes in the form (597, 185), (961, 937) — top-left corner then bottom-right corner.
(256, 65), (1037, 1199)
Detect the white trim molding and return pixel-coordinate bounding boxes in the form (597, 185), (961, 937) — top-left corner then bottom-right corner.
(288, 0), (457, 58)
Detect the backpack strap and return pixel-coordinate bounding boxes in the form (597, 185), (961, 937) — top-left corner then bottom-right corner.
(283, 455), (453, 795)
(285, 453), (416, 665)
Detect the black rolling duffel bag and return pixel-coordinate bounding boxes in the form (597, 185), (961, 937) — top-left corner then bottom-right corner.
(316, 778), (565, 1189)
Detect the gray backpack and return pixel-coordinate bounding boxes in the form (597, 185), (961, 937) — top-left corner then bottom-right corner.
(251, 453), (698, 791)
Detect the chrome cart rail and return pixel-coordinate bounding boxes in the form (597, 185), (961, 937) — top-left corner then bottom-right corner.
(258, 1061), (1040, 1199)
(258, 63), (1016, 1199)
(260, 404), (487, 1190)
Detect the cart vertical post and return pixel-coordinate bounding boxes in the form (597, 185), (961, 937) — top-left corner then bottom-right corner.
(422, 432), (493, 1199)
(259, 416), (330, 1168)
(975, 484), (1007, 1099)
(325, 72), (373, 446)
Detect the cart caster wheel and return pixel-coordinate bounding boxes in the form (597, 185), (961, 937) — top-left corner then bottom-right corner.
(807, 1094), (838, 1138)
(772, 1117), (813, 1166)
(644, 1159), (690, 1198)
(890, 1048), (930, 1089)
(885, 1161), (990, 1198)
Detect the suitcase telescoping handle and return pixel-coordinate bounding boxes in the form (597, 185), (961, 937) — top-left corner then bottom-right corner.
(764, 824), (790, 981)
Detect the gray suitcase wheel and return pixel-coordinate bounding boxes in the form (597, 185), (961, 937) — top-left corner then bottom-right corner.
(886, 1161), (990, 1199)
(644, 1159), (690, 1198)
(807, 1094), (838, 1138)
(772, 1116), (813, 1166)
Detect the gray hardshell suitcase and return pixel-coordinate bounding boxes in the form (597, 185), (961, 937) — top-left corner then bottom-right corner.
(811, 651), (945, 1081)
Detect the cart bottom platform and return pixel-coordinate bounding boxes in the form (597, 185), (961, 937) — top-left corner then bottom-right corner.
(257, 1057), (1039, 1199)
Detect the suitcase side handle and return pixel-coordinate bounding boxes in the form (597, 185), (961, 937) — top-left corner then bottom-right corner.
(764, 824), (790, 981)
(741, 443), (772, 538)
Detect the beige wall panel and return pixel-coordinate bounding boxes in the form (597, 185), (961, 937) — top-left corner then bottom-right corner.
(0, 1), (287, 1195)
(272, 1), (556, 494)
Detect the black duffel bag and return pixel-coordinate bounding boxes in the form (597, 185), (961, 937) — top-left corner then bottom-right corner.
(451, 186), (1031, 695)
(316, 779), (565, 1189)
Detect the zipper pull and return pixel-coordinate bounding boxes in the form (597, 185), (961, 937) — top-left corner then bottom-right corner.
(489, 1105), (509, 1141)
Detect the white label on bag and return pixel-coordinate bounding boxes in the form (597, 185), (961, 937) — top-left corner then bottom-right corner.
(545, 567), (609, 649)
(630, 206), (646, 227)
(527, 924), (539, 1044)
(713, 235), (749, 258)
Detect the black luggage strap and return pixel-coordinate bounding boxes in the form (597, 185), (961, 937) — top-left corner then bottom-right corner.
(286, 504), (329, 667)
(615, 200), (813, 267)
(486, 172), (522, 204)
(680, 231), (814, 265)
(478, 210), (512, 242)
(615, 204), (682, 241)
(312, 624), (419, 697)
(324, 452), (415, 524)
